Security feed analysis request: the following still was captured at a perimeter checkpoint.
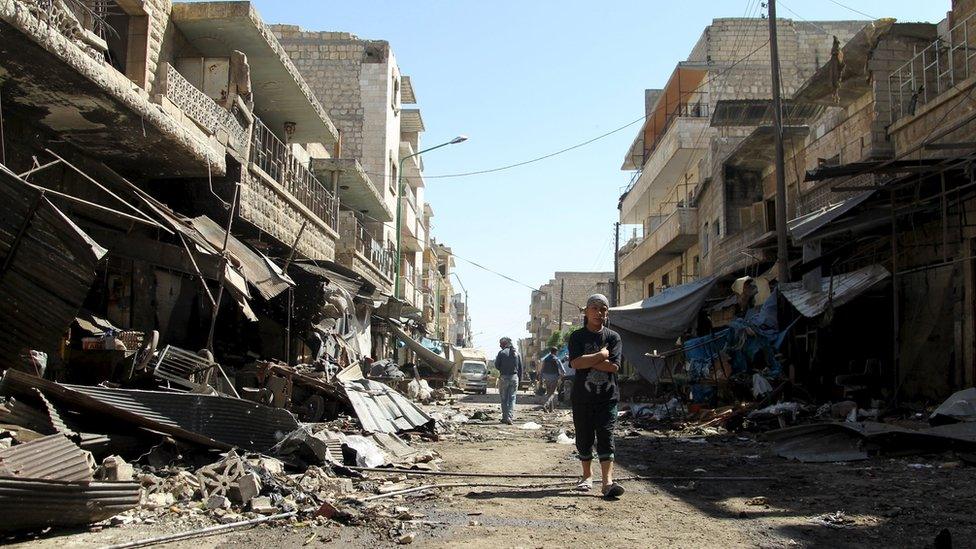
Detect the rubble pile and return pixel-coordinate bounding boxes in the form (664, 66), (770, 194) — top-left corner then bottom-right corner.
(0, 339), (444, 541)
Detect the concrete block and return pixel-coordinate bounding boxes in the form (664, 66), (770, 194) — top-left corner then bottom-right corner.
(100, 455), (134, 481)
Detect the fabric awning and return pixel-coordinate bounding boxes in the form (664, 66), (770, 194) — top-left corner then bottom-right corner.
(609, 276), (718, 371)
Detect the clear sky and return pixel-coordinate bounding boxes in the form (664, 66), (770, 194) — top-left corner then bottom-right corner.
(246, 0), (950, 356)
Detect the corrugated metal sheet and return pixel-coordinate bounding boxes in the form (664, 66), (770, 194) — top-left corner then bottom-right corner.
(781, 264), (890, 318)
(0, 476), (140, 533)
(0, 398), (54, 434)
(342, 379), (433, 435)
(0, 369), (299, 452)
(189, 216), (293, 300)
(0, 434), (93, 481)
(787, 189), (877, 242)
(0, 166), (107, 367)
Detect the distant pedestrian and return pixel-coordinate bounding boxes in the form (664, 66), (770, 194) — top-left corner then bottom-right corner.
(494, 336), (523, 425)
(557, 355), (574, 403)
(568, 294), (625, 499)
(540, 346), (562, 412)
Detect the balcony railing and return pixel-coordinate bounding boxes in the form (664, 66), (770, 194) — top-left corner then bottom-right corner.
(250, 117), (337, 230)
(353, 219), (395, 279)
(162, 64), (250, 153)
(889, 11), (976, 123)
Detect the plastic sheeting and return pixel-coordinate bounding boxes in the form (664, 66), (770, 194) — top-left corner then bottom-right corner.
(609, 276), (718, 374)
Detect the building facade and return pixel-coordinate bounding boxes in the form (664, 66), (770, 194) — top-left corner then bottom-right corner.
(616, 18), (865, 304)
(524, 272), (613, 361)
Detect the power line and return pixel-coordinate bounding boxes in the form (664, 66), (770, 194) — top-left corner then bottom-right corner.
(825, 0), (876, 20)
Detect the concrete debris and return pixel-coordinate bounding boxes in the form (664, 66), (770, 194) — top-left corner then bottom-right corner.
(206, 495), (232, 510)
(97, 455), (134, 482)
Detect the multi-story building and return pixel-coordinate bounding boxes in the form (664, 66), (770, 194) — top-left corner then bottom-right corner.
(616, 18), (865, 303)
(0, 0), (350, 363)
(450, 293), (471, 347)
(525, 272), (613, 361)
(763, 2), (976, 400)
(271, 27), (412, 294)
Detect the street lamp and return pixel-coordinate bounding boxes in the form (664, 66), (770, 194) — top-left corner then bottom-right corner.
(394, 135), (468, 299)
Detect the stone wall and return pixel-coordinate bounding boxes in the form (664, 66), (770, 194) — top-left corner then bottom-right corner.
(238, 169), (336, 260)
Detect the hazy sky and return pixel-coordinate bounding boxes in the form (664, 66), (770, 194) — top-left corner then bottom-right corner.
(246, 0), (950, 355)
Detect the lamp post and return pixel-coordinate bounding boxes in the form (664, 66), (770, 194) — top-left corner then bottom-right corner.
(394, 135), (468, 300)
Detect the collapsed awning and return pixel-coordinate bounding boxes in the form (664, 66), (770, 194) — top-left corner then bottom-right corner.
(0, 165), (107, 365)
(780, 264), (890, 318)
(388, 322), (455, 375)
(189, 216), (293, 300)
(609, 276), (718, 369)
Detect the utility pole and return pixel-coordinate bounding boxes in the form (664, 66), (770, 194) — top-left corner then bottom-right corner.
(612, 222), (620, 306)
(768, 0), (790, 284)
(558, 279), (565, 329)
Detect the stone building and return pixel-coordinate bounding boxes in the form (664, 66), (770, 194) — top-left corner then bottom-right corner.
(524, 272), (613, 362)
(270, 27), (427, 297)
(616, 17), (865, 304)
(769, 1), (976, 400)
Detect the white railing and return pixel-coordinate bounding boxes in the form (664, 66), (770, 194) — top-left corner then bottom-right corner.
(889, 11), (976, 123)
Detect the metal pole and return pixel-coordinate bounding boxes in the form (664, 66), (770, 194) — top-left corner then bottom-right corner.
(890, 191), (900, 404)
(559, 279), (564, 328)
(613, 222), (620, 306)
(206, 183), (240, 351)
(331, 132), (342, 229)
(768, 0), (790, 284)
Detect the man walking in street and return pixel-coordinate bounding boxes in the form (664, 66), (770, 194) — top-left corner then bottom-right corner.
(494, 336), (522, 425)
(539, 346), (562, 412)
(568, 294), (625, 499)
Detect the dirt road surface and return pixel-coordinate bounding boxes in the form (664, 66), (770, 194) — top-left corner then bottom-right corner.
(6, 389), (974, 548)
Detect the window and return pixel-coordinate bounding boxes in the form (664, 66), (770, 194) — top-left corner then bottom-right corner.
(715, 219), (721, 237)
(392, 78), (400, 110)
(693, 255), (701, 277)
(389, 155), (398, 197)
(676, 265), (683, 284)
(647, 282), (655, 297)
(661, 273), (670, 289)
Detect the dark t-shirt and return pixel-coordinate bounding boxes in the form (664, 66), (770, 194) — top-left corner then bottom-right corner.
(567, 326), (622, 404)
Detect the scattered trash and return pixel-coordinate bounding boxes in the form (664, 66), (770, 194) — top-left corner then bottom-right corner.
(746, 496), (768, 506)
(555, 431), (576, 445)
(810, 511), (855, 529)
(519, 422), (542, 430)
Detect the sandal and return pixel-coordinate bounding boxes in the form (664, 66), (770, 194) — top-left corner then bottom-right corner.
(575, 478), (593, 492)
(602, 482), (625, 499)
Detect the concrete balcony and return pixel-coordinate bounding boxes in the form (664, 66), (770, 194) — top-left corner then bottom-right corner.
(619, 116), (710, 224)
(311, 158), (393, 222)
(619, 207), (699, 280)
(400, 192), (423, 251)
(170, 1), (338, 146)
(0, 0), (225, 176)
(336, 212), (395, 290)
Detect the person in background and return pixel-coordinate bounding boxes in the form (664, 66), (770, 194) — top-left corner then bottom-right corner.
(494, 336), (522, 425)
(539, 346), (562, 412)
(568, 294), (625, 499)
